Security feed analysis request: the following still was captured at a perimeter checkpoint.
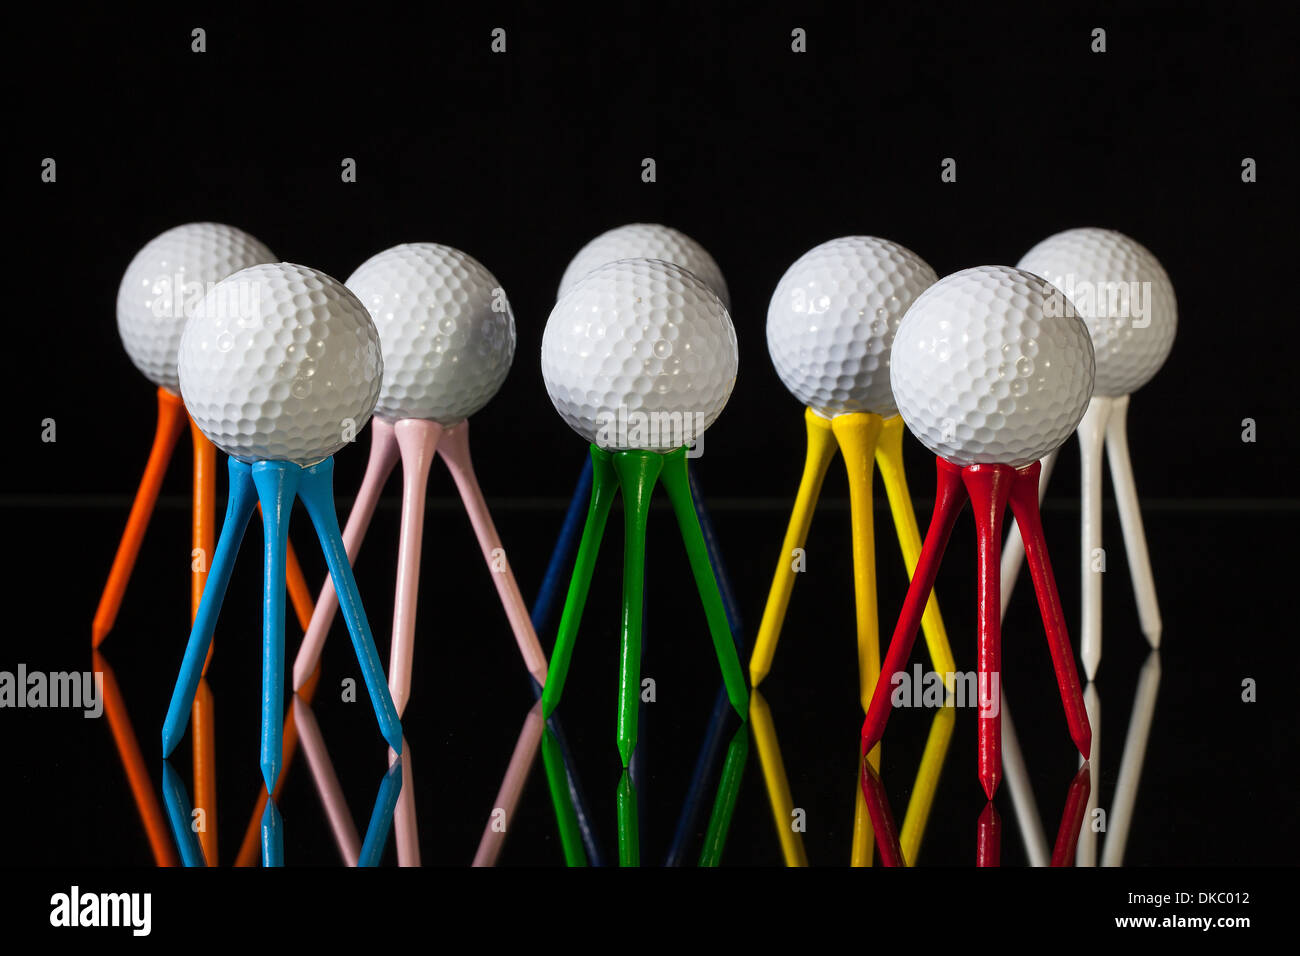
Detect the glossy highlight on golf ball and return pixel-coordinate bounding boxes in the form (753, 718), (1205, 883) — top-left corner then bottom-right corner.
(557, 223), (730, 308)
(767, 236), (937, 418)
(117, 223), (275, 391)
(891, 265), (1095, 468)
(1018, 227), (1176, 397)
(541, 258), (737, 452)
(178, 262), (383, 465)
(346, 243), (516, 424)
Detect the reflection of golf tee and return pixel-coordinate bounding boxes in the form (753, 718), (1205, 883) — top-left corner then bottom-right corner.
(1052, 762), (1092, 866)
(858, 758), (906, 867)
(233, 660), (322, 866)
(389, 742), (419, 866)
(1103, 650), (1160, 866)
(1076, 683), (1101, 866)
(540, 726), (588, 866)
(749, 690), (808, 866)
(998, 689), (1049, 866)
(359, 759), (403, 867)
(163, 457), (402, 792)
(97, 652), (179, 867)
(161, 760), (206, 867)
(756, 687), (952, 866)
(261, 798), (284, 867)
(976, 802), (1000, 867)
(541, 708), (747, 867)
(291, 417), (549, 711)
(191, 678), (217, 864)
(294, 694), (405, 867)
(474, 701), (545, 867)
(294, 695), (361, 863)
(166, 753), (294, 868)
(860, 758), (1090, 867)
(997, 652), (1159, 867)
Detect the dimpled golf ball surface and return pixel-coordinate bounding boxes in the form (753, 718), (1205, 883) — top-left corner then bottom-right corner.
(1018, 227), (1176, 397)
(557, 223), (730, 308)
(346, 243), (515, 423)
(767, 237), (937, 417)
(541, 259), (737, 451)
(116, 223), (275, 391)
(891, 266), (1095, 468)
(179, 263), (383, 465)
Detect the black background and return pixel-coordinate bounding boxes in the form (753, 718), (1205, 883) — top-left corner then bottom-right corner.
(4, 1), (1297, 875)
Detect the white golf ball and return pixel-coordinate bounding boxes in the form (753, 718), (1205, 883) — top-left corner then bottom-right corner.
(767, 236), (937, 418)
(541, 258), (737, 451)
(557, 223), (730, 308)
(179, 262), (383, 465)
(345, 243), (515, 424)
(1017, 227), (1176, 397)
(117, 223), (275, 391)
(891, 266), (1095, 468)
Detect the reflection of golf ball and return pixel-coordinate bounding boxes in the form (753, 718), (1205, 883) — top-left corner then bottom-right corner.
(346, 243), (515, 424)
(541, 259), (737, 451)
(1018, 227), (1176, 397)
(558, 223), (730, 307)
(179, 263), (383, 465)
(891, 266), (1095, 467)
(767, 237), (937, 417)
(117, 223), (275, 391)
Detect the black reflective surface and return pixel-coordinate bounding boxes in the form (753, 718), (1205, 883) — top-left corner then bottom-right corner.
(4, 490), (1294, 866)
